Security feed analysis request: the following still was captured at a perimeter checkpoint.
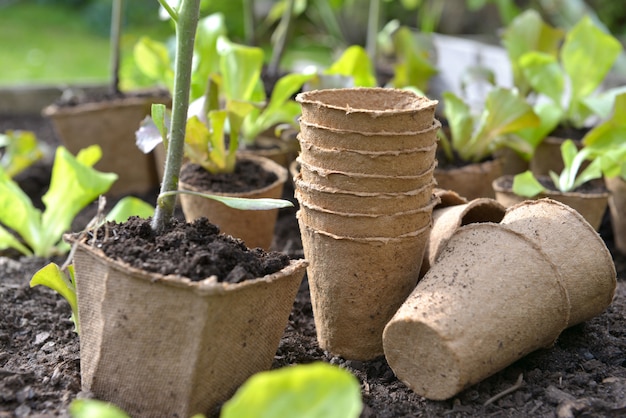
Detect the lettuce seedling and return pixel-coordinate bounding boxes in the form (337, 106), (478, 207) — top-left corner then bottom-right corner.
(0, 130), (46, 178)
(503, 10), (625, 128)
(220, 362), (363, 418)
(0, 145), (117, 257)
(439, 87), (540, 163)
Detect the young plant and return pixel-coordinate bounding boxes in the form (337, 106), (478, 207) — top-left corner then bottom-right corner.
(502, 10), (626, 128)
(439, 87), (540, 163)
(0, 145), (117, 257)
(0, 130), (46, 178)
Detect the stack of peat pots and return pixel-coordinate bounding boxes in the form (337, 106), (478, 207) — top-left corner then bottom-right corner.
(294, 87), (440, 360)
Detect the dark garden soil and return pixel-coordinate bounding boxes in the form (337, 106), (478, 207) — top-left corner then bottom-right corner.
(1, 113), (626, 418)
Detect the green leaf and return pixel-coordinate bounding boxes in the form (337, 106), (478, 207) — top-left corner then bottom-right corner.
(512, 170), (546, 197)
(468, 87), (540, 162)
(0, 130), (44, 178)
(192, 13), (227, 101)
(217, 36), (265, 102)
(0, 223), (32, 256)
(390, 28), (437, 91)
(39, 146), (118, 257)
(562, 16), (622, 108)
(324, 45), (377, 87)
(69, 398), (130, 418)
(582, 86), (626, 123)
(133, 37), (174, 90)
(441, 91), (473, 159)
(515, 101), (563, 160)
(106, 197), (155, 223)
(160, 190), (293, 210)
(519, 52), (564, 106)
(30, 264), (78, 332)
(221, 362), (362, 418)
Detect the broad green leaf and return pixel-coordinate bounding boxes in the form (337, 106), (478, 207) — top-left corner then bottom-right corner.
(561, 16), (622, 106)
(0, 130), (44, 178)
(582, 86), (626, 119)
(133, 37), (174, 90)
(39, 146), (118, 257)
(184, 115), (214, 171)
(515, 102), (563, 160)
(69, 398), (130, 418)
(160, 191), (293, 210)
(221, 362), (362, 418)
(30, 264), (78, 332)
(390, 27), (437, 91)
(468, 87), (540, 162)
(0, 166), (41, 254)
(572, 157), (603, 190)
(217, 36), (264, 102)
(0, 224), (32, 256)
(501, 9), (564, 95)
(106, 197), (155, 223)
(442, 91), (473, 159)
(192, 13), (227, 101)
(512, 170), (546, 197)
(519, 52), (564, 106)
(324, 45), (377, 87)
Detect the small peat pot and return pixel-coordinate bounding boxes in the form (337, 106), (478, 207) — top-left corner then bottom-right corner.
(179, 154), (288, 250)
(492, 175), (610, 231)
(296, 87), (438, 133)
(434, 158), (503, 200)
(68, 221), (307, 418)
(383, 223), (570, 400)
(605, 175), (626, 255)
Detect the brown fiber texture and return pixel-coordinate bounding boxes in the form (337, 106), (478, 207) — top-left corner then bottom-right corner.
(298, 119), (440, 152)
(501, 199), (616, 327)
(298, 221), (430, 360)
(296, 88), (438, 132)
(179, 154), (288, 250)
(73, 242), (307, 418)
(606, 175), (626, 254)
(383, 223), (570, 401)
(43, 95), (168, 196)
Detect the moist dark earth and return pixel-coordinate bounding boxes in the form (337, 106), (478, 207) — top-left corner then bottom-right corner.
(1, 114), (626, 418)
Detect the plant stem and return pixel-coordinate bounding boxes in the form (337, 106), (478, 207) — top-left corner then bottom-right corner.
(366, 0), (380, 62)
(243, 0), (256, 45)
(109, 0), (123, 95)
(268, 0), (294, 77)
(151, 0), (201, 232)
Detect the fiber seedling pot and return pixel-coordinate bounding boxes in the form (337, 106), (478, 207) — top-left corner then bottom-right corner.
(296, 197), (437, 239)
(71, 239), (308, 418)
(42, 92), (170, 196)
(298, 221), (431, 360)
(179, 154), (288, 250)
(298, 158), (436, 194)
(605, 175), (626, 254)
(421, 198), (506, 276)
(492, 175), (610, 231)
(296, 88), (438, 133)
(298, 138), (437, 177)
(383, 223), (570, 401)
(435, 158), (503, 200)
(294, 174), (436, 215)
(501, 199), (617, 327)
(298, 119), (441, 152)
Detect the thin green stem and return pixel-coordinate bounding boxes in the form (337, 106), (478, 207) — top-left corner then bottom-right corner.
(157, 0), (179, 21)
(268, 0), (294, 77)
(366, 0), (380, 62)
(109, 0), (123, 94)
(151, 0), (201, 232)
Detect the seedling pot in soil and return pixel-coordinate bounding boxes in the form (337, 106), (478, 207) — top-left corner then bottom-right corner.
(501, 199), (616, 327)
(179, 154), (288, 250)
(530, 135), (586, 176)
(296, 87), (438, 133)
(434, 158), (503, 200)
(605, 175), (626, 255)
(298, 138), (438, 177)
(298, 221), (431, 360)
(294, 174), (436, 215)
(298, 158), (437, 193)
(68, 218), (307, 418)
(237, 132), (300, 169)
(421, 198), (506, 276)
(298, 118), (441, 152)
(492, 175), (610, 231)
(383, 223), (570, 401)
(42, 91), (170, 196)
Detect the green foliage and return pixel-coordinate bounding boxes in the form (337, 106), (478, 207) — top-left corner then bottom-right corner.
(439, 87), (540, 163)
(69, 399), (131, 418)
(503, 11), (624, 128)
(221, 362), (363, 418)
(0, 130), (46, 178)
(0, 146), (117, 257)
(31, 264), (78, 332)
(386, 26), (437, 92)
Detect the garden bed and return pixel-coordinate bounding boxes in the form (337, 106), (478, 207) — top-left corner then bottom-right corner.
(1, 113), (626, 417)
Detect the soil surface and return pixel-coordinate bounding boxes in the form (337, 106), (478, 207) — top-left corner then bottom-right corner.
(1, 113), (626, 418)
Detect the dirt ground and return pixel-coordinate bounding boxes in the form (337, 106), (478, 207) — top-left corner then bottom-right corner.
(1, 114), (626, 417)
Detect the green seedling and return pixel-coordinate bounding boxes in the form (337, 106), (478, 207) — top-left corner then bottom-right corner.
(503, 10), (625, 128)
(220, 362), (363, 418)
(0, 145), (117, 257)
(0, 130), (46, 178)
(439, 87), (540, 163)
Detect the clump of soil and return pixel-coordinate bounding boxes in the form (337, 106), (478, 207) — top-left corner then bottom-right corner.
(82, 216), (290, 283)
